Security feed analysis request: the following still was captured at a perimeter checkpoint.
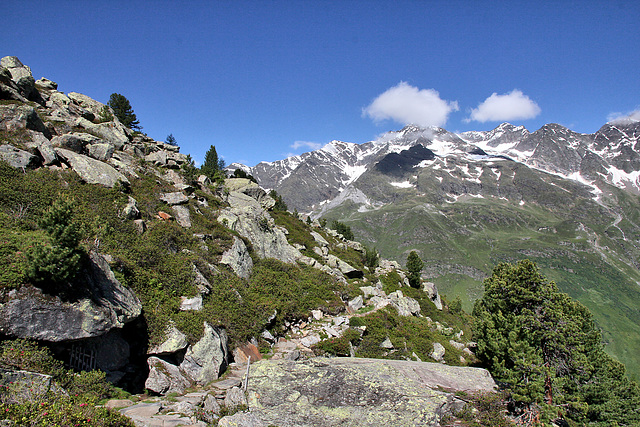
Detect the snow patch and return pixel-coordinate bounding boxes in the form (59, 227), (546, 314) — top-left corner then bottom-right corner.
(390, 181), (413, 188)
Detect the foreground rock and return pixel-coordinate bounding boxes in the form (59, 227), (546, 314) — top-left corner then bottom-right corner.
(0, 251), (141, 341)
(245, 357), (496, 426)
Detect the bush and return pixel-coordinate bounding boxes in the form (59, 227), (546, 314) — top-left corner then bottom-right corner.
(26, 197), (85, 294)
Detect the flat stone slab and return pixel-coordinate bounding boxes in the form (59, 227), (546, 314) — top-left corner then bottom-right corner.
(245, 357), (496, 427)
(211, 376), (243, 390)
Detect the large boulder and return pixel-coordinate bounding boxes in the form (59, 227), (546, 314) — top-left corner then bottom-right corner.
(217, 191), (301, 263)
(0, 144), (40, 169)
(326, 254), (364, 279)
(145, 356), (191, 395)
(0, 251), (141, 342)
(55, 148), (129, 187)
(245, 357), (496, 426)
(179, 322), (229, 385)
(388, 290), (421, 316)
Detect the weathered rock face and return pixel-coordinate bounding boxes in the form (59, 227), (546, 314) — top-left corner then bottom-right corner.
(246, 357), (496, 427)
(218, 189), (301, 263)
(0, 144), (39, 169)
(55, 148), (129, 187)
(179, 323), (229, 385)
(220, 236), (253, 278)
(0, 251), (141, 342)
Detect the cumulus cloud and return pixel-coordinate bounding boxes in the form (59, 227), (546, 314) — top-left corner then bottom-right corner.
(466, 89), (541, 123)
(363, 82), (459, 128)
(607, 109), (640, 125)
(291, 140), (323, 151)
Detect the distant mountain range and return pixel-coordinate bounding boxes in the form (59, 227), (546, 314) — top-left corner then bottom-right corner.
(229, 120), (640, 377)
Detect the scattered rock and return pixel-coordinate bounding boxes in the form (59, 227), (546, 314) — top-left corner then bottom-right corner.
(430, 342), (446, 362)
(160, 191), (189, 205)
(180, 295), (203, 311)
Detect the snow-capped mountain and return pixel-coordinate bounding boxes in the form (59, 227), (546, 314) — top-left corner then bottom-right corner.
(230, 120), (640, 212)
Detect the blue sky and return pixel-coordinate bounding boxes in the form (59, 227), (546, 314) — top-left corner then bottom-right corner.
(3, 0), (639, 166)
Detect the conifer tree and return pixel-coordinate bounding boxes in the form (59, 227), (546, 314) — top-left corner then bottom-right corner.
(200, 145), (226, 182)
(473, 260), (640, 424)
(406, 250), (423, 288)
(26, 197), (84, 294)
(107, 93), (141, 130)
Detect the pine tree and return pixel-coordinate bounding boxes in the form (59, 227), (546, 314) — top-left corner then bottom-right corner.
(165, 134), (177, 146)
(26, 197), (84, 294)
(200, 145), (226, 182)
(472, 260), (640, 424)
(107, 93), (141, 130)
(406, 250), (423, 288)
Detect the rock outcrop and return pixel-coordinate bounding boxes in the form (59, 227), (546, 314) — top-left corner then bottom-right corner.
(0, 251), (141, 342)
(245, 357), (496, 426)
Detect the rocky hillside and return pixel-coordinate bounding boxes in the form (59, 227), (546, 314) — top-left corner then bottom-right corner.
(0, 56), (497, 426)
(231, 115), (640, 379)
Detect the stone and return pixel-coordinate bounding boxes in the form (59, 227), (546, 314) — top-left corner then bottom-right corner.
(180, 295), (203, 311)
(423, 282), (443, 310)
(192, 264), (211, 294)
(87, 142), (115, 161)
(430, 342), (446, 362)
(299, 334), (320, 348)
(389, 291), (421, 316)
(133, 219), (146, 234)
(0, 104), (47, 134)
(35, 77), (57, 91)
(105, 399), (134, 410)
(0, 251), (141, 342)
(55, 148), (129, 188)
(326, 254), (364, 279)
(244, 357), (496, 426)
(217, 196), (301, 264)
(380, 337), (394, 349)
(348, 295), (364, 312)
(145, 357), (191, 395)
(224, 386), (248, 409)
(311, 231), (329, 246)
(172, 205), (191, 228)
(25, 130), (57, 165)
(218, 412), (266, 427)
(74, 117), (129, 149)
(123, 196), (141, 220)
(179, 322), (229, 385)
(233, 343), (262, 365)
(220, 236), (253, 278)
(1, 56), (32, 80)
(160, 191), (189, 205)
(0, 144), (39, 169)
(67, 92), (107, 118)
(148, 323), (189, 355)
(311, 309), (323, 320)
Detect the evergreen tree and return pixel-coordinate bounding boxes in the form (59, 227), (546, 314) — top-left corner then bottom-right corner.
(200, 145), (226, 182)
(473, 260), (640, 424)
(406, 250), (423, 288)
(107, 93), (141, 130)
(165, 134), (177, 146)
(26, 197), (84, 294)
(331, 220), (354, 241)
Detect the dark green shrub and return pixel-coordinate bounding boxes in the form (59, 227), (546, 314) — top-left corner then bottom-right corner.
(26, 197), (85, 294)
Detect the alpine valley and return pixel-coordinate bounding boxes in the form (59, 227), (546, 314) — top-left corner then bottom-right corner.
(230, 120), (640, 378)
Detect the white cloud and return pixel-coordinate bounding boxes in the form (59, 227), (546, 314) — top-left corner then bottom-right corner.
(607, 109), (640, 125)
(466, 89), (541, 123)
(363, 82), (459, 128)
(291, 140), (323, 151)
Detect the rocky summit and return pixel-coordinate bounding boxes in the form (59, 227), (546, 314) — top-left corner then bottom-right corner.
(0, 56), (504, 426)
